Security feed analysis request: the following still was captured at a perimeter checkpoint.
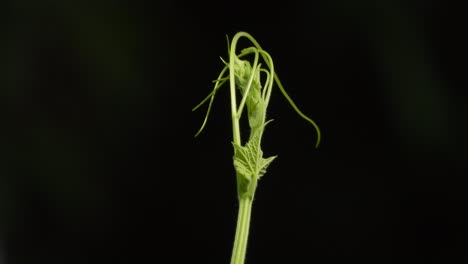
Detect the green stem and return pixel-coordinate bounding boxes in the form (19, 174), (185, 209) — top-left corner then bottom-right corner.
(230, 196), (254, 264)
(229, 31), (253, 264)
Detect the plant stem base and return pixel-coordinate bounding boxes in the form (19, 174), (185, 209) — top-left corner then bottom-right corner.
(230, 197), (253, 264)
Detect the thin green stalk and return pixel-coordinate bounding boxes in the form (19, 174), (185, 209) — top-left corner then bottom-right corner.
(231, 197), (253, 264)
(228, 32), (251, 264)
(229, 42), (241, 145)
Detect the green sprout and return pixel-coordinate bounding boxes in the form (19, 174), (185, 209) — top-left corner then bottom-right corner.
(193, 31), (321, 264)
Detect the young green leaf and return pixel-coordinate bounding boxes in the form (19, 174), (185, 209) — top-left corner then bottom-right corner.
(232, 121), (277, 197)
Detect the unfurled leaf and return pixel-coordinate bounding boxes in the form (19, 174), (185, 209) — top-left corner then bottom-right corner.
(232, 125), (277, 185)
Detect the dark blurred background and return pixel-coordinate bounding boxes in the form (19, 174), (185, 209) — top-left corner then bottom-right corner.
(1, 0), (467, 263)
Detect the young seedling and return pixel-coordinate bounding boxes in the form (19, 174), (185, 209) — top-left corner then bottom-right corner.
(193, 31), (321, 264)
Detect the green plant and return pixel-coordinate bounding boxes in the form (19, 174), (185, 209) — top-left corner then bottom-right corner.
(193, 31), (320, 264)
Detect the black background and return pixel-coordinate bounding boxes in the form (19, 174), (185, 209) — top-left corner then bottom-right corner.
(1, 0), (467, 263)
